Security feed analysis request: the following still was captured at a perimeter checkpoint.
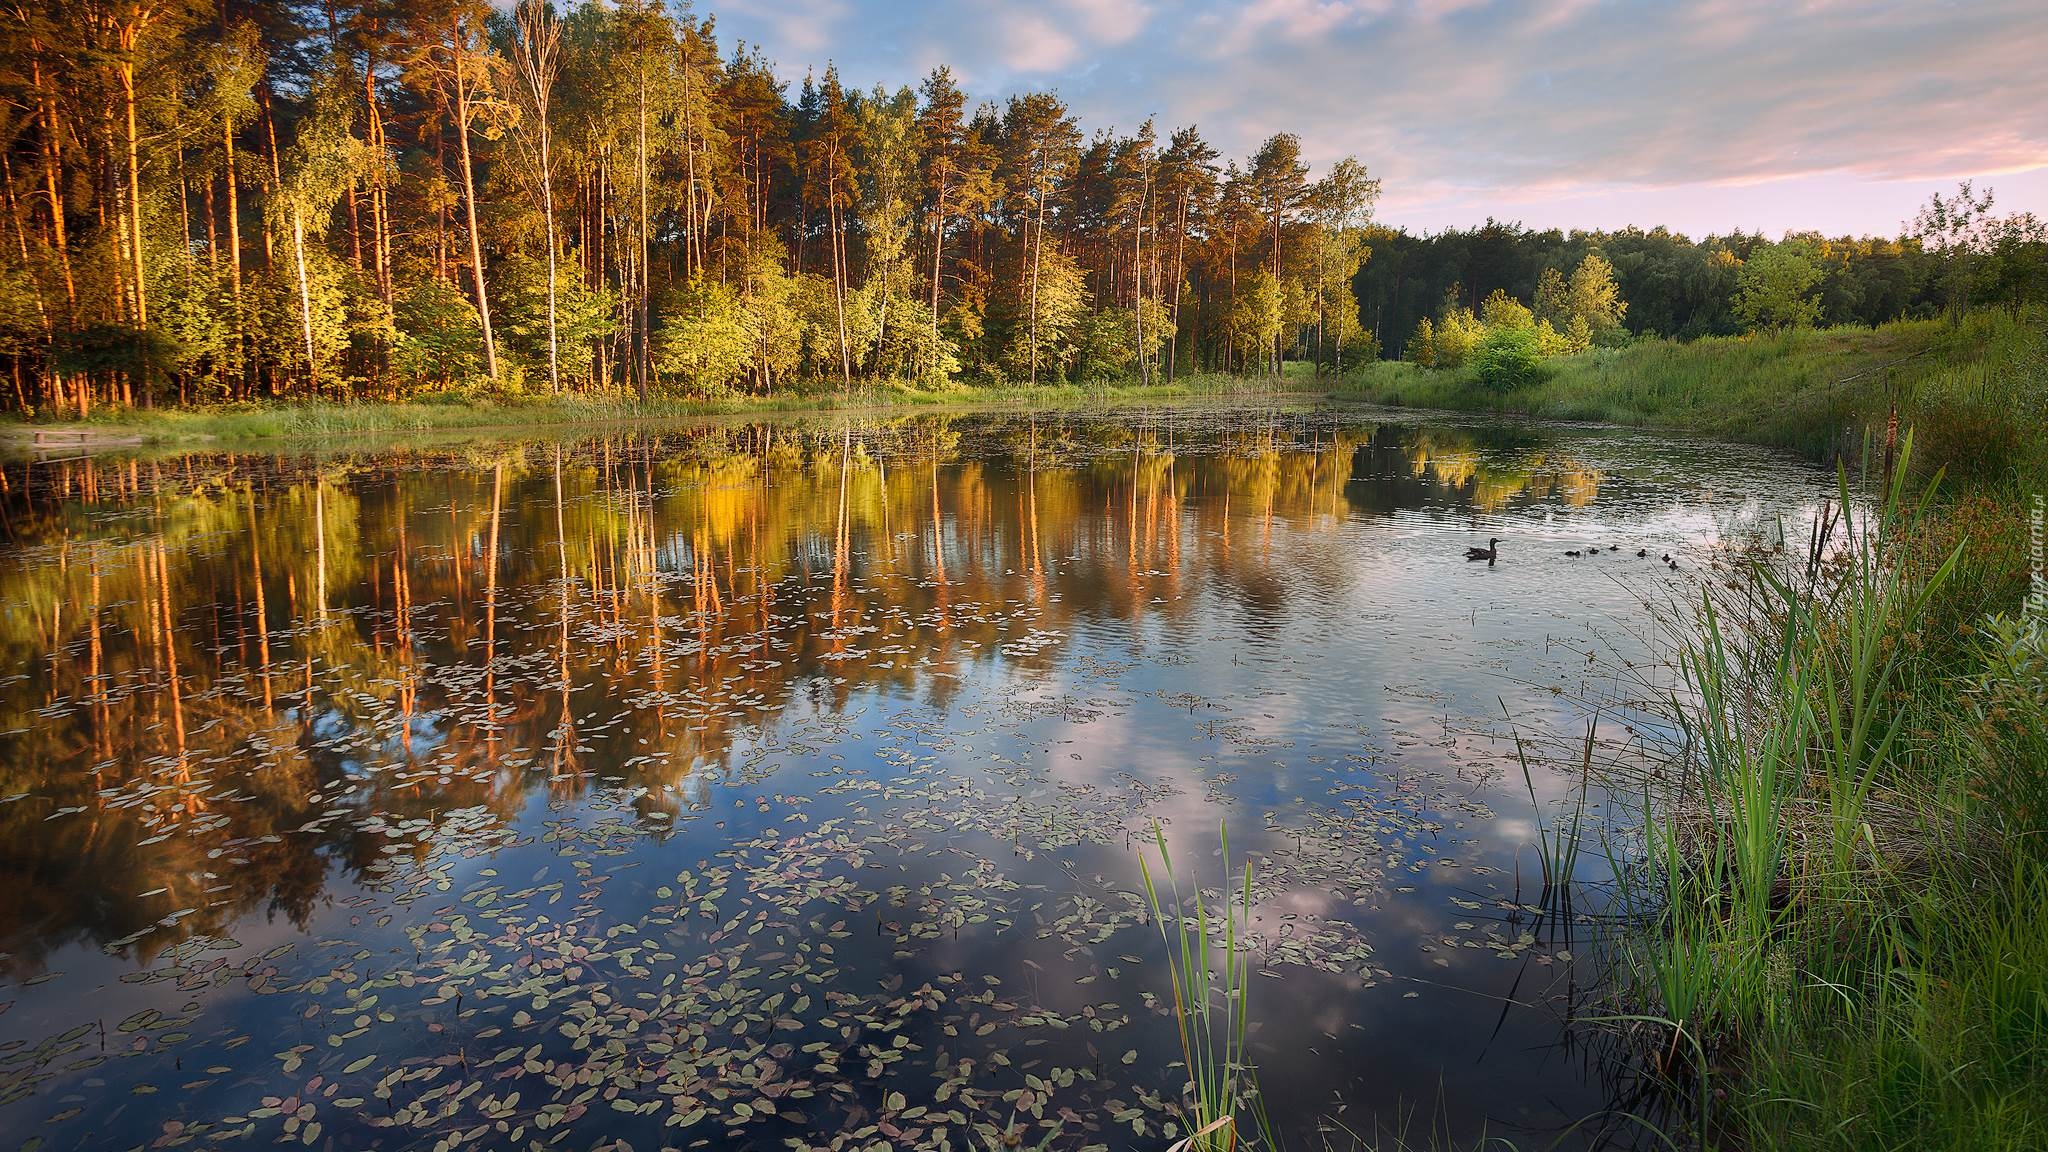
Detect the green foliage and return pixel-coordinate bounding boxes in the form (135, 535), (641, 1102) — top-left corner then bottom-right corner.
(1072, 298), (1171, 381)
(1403, 316), (1436, 367)
(1478, 287), (1532, 330)
(1002, 247), (1090, 382)
(1429, 301), (1485, 369)
(654, 277), (752, 393)
(392, 274), (485, 389)
(1733, 243), (1825, 331)
(1567, 250), (1627, 339)
(1976, 212), (2048, 320)
(1222, 269), (1281, 374)
(250, 250), (374, 389)
(149, 253), (241, 395)
(1470, 323), (1546, 391)
(495, 253), (617, 384)
(735, 239), (808, 391)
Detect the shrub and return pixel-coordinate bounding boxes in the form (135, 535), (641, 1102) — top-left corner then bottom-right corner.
(1471, 324), (1547, 391)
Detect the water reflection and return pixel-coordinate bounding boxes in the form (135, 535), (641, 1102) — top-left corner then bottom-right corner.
(0, 408), (1824, 1149)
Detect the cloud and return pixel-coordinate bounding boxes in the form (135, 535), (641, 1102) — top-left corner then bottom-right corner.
(706, 0), (2048, 234)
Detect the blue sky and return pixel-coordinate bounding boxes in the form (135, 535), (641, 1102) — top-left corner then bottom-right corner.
(703, 0), (2048, 238)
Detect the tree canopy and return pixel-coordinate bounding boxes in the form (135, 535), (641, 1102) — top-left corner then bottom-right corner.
(0, 0), (1383, 413)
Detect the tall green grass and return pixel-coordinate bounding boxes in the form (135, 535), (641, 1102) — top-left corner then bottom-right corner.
(1336, 312), (2033, 463)
(1505, 705), (1595, 910)
(1622, 414), (2048, 1150)
(1139, 822), (1261, 1152)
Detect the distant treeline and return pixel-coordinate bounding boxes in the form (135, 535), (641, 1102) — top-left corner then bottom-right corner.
(1354, 210), (2045, 362)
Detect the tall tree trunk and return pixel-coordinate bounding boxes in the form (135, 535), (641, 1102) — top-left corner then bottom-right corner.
(1167, 192), (1186, 383)
(1028, 159), (1046, 385)
(680, 38), (698, 279)
(118, 47), (150, 405)
(260, 90), (280, 274)
(1133, 166), (1148, 386)
(452, 22), (498, 380)
(32, 54), (76, 311)
(292, 206), (317, 393)
(829, 163), (850, 387)
(929, 170), (947, 346)
(363, 44), (390, 302)
(222, 93), (244, 388)
(540, 141), (559, 393)
(635, 41), (649, 401)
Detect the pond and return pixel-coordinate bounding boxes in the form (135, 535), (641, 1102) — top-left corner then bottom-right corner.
(0, 405), (1831, 1151)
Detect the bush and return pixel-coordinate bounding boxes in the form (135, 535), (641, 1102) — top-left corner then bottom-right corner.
(1471, 324), (1547, 391)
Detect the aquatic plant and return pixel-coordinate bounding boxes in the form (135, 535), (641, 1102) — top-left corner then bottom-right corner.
(1504, 704), (1595, 909)
(1139, 821), (1260, 1152)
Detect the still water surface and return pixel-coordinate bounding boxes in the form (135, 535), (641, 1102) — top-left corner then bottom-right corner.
(0, 406), (1827, 1150)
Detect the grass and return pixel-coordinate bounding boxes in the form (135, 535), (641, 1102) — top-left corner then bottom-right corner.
(0, 369), (1327, 450)
(1335, 312), (2035, 464)
(1364, 307), (2048, 1149)
(1615, 364), (2048, 1152)
(1139, 821), (1262, 1152)
(1505, 704), (1596, 910)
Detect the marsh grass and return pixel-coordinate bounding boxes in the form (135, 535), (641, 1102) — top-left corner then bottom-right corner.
(1505, 705), (1596, 910)
(1621, 402), (2048, 1150)
(1337, 311), (2038, 464)
(1140, 822), (1261, 1152)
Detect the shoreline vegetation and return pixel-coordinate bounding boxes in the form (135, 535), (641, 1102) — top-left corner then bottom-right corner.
(0, 371), (1330, 450)
(1602, 312), (2044, 1151)
(5, 311), (2023, 460)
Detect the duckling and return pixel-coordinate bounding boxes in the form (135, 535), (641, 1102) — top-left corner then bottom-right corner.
(1609, 544), (1619, 552)
(1465, 538), (1500, 564)
(1565, 549), (1581, 558)
(1637, 548), (1648, 558)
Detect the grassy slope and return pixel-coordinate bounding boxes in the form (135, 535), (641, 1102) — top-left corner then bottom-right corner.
(1587, 312), (2048, 1152)
(0, 372), (1321, 450)
(1335, 315), (2028, 459)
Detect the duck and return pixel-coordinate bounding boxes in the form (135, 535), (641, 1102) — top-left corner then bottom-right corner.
(1637, 548), (1648, 558)
(1608, 544), (1619, 552)
(1465, 538), (1500, 564)
(1564, 549), (1582, 558)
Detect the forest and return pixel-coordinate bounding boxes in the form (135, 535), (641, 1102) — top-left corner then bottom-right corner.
(1, 1), (2043, 420)
(0, 0), (1386, 416)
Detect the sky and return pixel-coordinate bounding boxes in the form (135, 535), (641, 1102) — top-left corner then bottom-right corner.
(703, 0), (2048, 239)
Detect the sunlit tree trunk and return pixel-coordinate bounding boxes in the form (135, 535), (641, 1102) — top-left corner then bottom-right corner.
(117, 27), (149, 404)
(929, 167), (948, 346)
(451, 16), (498, 380)
(513, 0), (562, 392)
(635, 36), (649, 400)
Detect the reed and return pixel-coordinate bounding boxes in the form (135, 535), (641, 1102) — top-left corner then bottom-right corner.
(1139, 821), (1261, 1152)
(1623, 418), (2048, 1150)
(1504, 706), (1596, 908)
